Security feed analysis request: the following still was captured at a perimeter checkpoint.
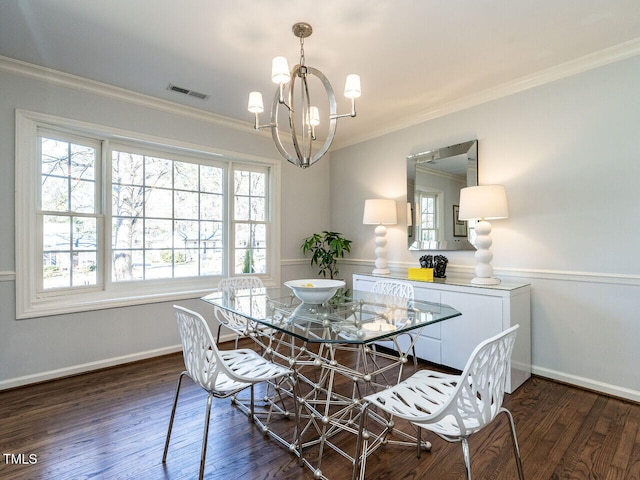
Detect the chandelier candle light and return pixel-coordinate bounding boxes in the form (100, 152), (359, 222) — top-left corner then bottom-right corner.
(363, 199), (397, 275)
(458, 185), (509, 285)
(248, 22), (361, 169)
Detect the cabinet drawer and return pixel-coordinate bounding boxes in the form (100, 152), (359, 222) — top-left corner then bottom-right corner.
(413, 284), (443, 339)
(391, 332), (441, 364)
(353, 277), (376, 292)
(375, 332), (442, 364)
(413, 334), (441, 364)
(440, 292), (503, 370)
(419, 323), (441, 340)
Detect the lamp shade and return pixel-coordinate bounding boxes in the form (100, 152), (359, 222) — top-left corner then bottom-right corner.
(363, 199), (397, 225)
(309, 106), (320, 126)
(344, 74), (361, 99)
(458, 185), (509, 221)
(271, 56), (291, 84)
(248, 91), (264, 113)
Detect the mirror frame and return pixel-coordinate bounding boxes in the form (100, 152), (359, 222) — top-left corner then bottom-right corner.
(407, 140), (478, 251)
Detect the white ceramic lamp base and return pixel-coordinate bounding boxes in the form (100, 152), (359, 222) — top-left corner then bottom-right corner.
(471, 220), (500, 285)
(372, 225), (391, 275)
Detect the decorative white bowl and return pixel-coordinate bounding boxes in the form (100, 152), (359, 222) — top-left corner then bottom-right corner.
(284, 279), (346, 305)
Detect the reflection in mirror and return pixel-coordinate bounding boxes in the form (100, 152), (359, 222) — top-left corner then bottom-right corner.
(407, 140), (478, 250)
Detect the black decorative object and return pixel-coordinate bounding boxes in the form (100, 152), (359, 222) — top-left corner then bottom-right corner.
(433, 255), (448, 278)
(419, 255), (433, 269)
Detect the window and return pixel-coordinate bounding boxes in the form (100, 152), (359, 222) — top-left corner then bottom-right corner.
(110, 148), (226, 281)
(418, 192), (438, 243)
(16, 110), (280, 318)
(233, 168), (268, 275)
(415, 190), (445, 249)
(40, 133), (101, 290)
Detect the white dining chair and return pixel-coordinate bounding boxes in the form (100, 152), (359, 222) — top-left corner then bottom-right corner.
(354, 325), (524, 480)
(215, 275), (266, 347)
(370, 279), (418, 369)
(163, 306), (300, 480)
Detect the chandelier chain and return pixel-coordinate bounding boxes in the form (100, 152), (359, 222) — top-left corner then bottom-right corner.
(299, 37), (306, 66)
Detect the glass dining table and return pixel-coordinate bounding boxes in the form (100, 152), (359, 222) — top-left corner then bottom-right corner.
(201, 285), (461, 480)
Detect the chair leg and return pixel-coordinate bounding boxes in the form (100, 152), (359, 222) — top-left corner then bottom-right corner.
(501, 408), (525, 479)
(461, 437), (472, 480)
(199, 393), (214, 480)
(216, 324), (222, 345)
(163, 371), (187, 463)
(249, 384), (255, 422)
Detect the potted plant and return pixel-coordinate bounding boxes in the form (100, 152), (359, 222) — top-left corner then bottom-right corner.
(301, 231), (352, 279)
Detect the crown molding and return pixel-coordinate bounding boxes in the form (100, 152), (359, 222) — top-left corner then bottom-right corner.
(333, 37), (640, 150)
(0, 55), (273, 139)
(3, 35), (639, 154)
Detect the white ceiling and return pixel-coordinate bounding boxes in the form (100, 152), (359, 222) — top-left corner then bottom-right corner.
(2, 0), (639, 149)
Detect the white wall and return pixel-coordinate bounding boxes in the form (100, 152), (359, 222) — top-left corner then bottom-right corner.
(0, 61), (331, 388)
(329, 55), (640, 401)
(3, 55), (639, 401)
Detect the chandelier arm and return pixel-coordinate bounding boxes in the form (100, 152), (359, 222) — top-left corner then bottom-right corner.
(278, 82), (293, 111)
(331, 98), (357, 119)
(252, 115), (275, 130)
(270, 90), (297, 165)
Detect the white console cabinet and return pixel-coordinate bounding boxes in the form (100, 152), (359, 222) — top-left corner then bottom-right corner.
(353, 273), (531, 393)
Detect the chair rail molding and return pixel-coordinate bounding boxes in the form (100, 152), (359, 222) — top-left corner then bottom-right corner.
(0, 270), (16, 282)
(344, 258), (640, 287)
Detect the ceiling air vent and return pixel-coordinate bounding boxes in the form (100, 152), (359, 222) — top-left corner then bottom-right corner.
(167, 83), (209, 100)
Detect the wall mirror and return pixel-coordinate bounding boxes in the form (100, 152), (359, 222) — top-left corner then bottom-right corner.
(407, 140), (478, 250)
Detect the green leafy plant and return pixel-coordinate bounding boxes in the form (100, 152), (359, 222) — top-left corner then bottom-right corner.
(301, 231), (352, 279)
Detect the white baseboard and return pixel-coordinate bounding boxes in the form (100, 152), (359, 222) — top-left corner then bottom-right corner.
(0, 332), (242, 391)
(3, 339), (637, 405)
(532, 365), (640, 403)
(0, 344), (182, 391)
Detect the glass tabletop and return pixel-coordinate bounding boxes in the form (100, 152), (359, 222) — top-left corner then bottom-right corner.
(201, 286), (461, 344)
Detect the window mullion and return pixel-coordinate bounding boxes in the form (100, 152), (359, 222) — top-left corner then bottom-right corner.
(227, 162), (235, 277)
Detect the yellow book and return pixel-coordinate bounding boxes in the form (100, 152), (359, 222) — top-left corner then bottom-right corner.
(407, 268), (434, 281)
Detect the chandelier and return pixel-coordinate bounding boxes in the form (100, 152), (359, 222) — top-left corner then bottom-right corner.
(247, 22), (361, 168)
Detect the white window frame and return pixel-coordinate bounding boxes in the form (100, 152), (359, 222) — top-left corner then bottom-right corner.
(15, 110), (281, 319)
(37, 129), (105, 294)
(230, 164), (271, 275)
(416, 189), (445, 247)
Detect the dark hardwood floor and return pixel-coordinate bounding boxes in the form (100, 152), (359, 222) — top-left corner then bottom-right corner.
(1, 340), (639, 480)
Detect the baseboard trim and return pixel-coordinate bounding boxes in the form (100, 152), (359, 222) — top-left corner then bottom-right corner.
(0, 344), (182, 391)
(3, 338), (637, 404)
(532, 365), (640, 403)
(0, 332), (243, 391)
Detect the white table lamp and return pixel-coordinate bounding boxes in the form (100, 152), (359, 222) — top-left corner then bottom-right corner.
(363, 199), (397, 275)
(458, 185), (509, 285)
